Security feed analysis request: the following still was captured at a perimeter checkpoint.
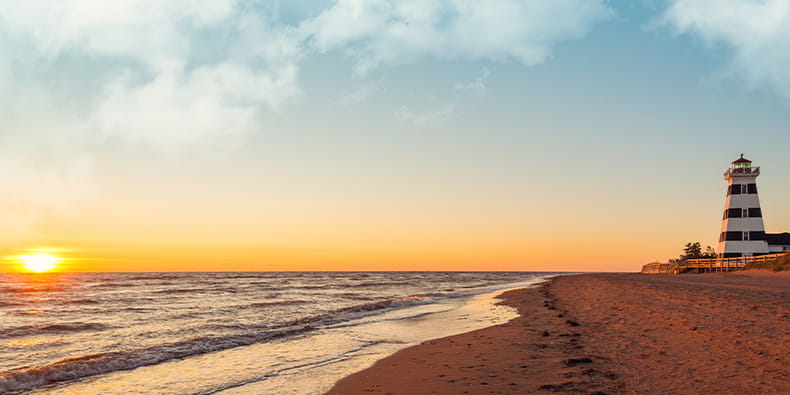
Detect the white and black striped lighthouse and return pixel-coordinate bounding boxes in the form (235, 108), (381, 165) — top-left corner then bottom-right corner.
(718, 154), (771, 258)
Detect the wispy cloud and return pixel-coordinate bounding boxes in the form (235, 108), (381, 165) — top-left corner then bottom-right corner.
(0, 0), (235, 62)
(303, 0), (613, 75)
(396, 104), (458, 129)
(456, 67), (492, 97)
(661, 0), (790, 99)
(91, 62), (299, 149)
(338, 84), (380, 106)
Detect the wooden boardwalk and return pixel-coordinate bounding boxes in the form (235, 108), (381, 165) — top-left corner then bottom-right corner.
(641, 253), (787, 274)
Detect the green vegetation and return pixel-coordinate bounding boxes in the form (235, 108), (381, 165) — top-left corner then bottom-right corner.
(743, 254), (790, 272)
(680, 242), (716, 260)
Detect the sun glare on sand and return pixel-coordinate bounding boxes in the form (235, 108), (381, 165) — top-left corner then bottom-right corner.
(19, 253), (61, 273)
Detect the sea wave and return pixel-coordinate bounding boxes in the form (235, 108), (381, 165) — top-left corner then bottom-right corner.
(56, 298), (101, 306)
(0, 292), (450, 393)
(0, 322), (111, 339)
(88, 282), (143, 289)
(247, 300), (310, 308)
(0, 273), (546, 394)
(0, 329), (301, 393)
(283, 292), (448, 328)
(127, 275), (178, 281)
(152, 286), (246, 295)
(335, 292), (377, 300)
(337, 281), (411, 288)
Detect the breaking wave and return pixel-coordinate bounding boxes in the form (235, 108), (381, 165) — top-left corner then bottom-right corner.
(0, 293), (449, 393)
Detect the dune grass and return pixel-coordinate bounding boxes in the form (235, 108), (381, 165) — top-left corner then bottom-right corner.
(743, 254), (790, 272)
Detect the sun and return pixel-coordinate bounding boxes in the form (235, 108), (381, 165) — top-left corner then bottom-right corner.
(19, 253), (60, 273)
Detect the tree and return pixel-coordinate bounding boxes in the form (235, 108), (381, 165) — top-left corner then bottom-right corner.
(681, 242), (703, 260)
(680, 242), (716, 260)
(680, 241), (716, 259)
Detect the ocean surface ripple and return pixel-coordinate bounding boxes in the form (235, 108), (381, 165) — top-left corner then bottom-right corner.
(0, 271), (550, 393)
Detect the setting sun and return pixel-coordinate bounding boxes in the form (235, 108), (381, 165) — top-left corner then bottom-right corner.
(19, 253), (60, 273)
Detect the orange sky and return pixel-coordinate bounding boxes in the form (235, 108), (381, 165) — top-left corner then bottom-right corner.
(4, 158), (789, 274)
(3, 152), (788, 273)
(0, 203), (721, 273)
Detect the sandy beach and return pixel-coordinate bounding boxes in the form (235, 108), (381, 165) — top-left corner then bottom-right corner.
(327, 272), (790, 394)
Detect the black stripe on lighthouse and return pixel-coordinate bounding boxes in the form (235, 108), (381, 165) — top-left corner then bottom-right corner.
(727, 183), (758, 195)
(724, 207), (763, 219)
(719, 231), (767, 242)
(723, 207), (763, 219)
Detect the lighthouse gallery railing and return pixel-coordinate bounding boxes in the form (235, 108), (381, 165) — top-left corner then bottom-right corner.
(725, 166), (760, 176)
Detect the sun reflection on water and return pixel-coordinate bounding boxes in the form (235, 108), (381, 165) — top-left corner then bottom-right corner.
(6, 338), (60, 347)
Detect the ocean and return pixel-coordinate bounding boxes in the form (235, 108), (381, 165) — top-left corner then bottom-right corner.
(0, 272), (553, 394)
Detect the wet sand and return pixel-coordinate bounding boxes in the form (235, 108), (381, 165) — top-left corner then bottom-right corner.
(326, 272), (790, 394)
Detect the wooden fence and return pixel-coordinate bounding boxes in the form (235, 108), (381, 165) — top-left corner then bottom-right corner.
(641, 253), (787, 274)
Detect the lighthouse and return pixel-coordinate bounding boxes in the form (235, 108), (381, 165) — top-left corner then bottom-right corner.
(718, 154), (771, 258)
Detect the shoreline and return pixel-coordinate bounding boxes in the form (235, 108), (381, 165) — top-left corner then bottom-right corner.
(326, 272), (790, 394)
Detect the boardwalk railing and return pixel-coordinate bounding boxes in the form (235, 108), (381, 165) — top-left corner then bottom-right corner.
(641, 253), (787, 274)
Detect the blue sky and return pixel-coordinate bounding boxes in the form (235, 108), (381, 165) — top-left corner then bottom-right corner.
(1, 0), (789, 271)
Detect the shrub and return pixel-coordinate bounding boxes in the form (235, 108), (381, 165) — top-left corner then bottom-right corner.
(744, 254), (790, 272)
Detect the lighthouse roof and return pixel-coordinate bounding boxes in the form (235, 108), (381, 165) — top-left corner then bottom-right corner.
(732, 154), (752, 164)
(766, 232), (790, 246)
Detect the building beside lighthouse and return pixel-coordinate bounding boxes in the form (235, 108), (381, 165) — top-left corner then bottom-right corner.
(718, 155), (790, 258)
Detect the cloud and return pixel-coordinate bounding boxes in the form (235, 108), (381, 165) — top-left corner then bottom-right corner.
(303, 0), (613, 75)
(396, 104), (458, 129)
(338, 84), (380, 106)
(0, 1), (303, 149)
(91, 62), (299, 149)
(0, 1), (612, 151)
(661, 0), (790, 98)
(456, 67), (491, 97)
(0, 0), (235, 61)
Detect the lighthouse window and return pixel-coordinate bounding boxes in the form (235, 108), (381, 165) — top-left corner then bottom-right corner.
(743, 231), (750, 241)
(747, 183), (757, 194)
(741, 184), (748, 194)
(742, 208), (749, 218)
(722, 231), (742, 241)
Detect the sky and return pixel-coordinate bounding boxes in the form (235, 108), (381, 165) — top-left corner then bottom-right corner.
(1, 0), (790, 272)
